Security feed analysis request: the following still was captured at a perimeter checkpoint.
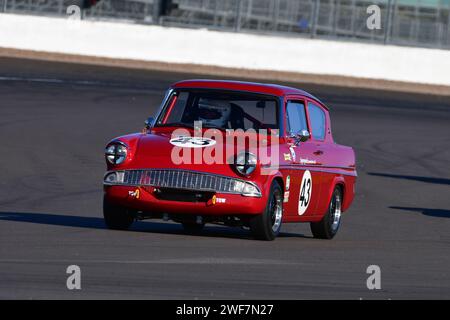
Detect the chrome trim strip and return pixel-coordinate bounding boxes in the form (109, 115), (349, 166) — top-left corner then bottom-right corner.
(277, 165), (357, 177)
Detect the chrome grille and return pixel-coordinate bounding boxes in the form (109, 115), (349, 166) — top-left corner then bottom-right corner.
(119, 169), (243, 194)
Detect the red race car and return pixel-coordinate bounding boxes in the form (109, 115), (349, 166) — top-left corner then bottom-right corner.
(103, 80), (356, 240)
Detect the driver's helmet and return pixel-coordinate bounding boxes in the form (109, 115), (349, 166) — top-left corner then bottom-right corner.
(197, 99), (231, 127)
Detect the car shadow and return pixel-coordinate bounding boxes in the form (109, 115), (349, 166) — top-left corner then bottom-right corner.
(278, 232), (313, 239)
(0, 211), (309, 240)
(368, 172), (450, 186)
(389, 206), (450, 219)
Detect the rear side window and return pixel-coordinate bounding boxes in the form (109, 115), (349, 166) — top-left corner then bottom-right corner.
(286, 101), (308, 135)
(308, 102), (326, 140)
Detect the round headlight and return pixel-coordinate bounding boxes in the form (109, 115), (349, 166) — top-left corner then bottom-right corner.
(235, 152), (257, 176)
(105, 143), (127, 165)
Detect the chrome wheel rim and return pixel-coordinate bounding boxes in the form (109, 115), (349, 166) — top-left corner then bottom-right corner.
(270, 191), (283, 233)
(330, 192), (342, 232)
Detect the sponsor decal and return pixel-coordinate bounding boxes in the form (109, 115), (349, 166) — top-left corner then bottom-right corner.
(298, 170), (312, 215)
(289, 146), (296, 162)
(283, 191), (290, 203)
(211, 195), (226, 205)
(170, 136), (216, 148)
(283, 153), (292, 161)
(128, 188), (140, 199)
(299, 158), (317, 165)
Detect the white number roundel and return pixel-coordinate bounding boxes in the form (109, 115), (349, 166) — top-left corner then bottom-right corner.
(298, 170), (312, 215)
(170, 136), (216, 148)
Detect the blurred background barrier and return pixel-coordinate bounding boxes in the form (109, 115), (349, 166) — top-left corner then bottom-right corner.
(2, 11), (450, 91)
(1, 0), (449, 50)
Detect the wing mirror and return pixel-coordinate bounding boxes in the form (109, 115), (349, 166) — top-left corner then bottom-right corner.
(290, 129), (310, 145)
(298, 129), (311, 142)
(144, 117), (155, 129)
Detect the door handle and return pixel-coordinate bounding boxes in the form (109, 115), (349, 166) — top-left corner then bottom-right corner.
(313, 150), (323, 156)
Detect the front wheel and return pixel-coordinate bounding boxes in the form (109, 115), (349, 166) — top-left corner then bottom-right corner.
(250, 180), (283, 241)
(310, 186), (342, 239)
(103, 197), (135, 230)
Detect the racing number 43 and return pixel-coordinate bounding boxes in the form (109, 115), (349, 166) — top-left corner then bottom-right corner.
(299, 178), (311, 206)
(298, 170), (312, 215)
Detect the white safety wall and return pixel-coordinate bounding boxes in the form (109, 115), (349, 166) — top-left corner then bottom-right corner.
(0, 13), (449, 87)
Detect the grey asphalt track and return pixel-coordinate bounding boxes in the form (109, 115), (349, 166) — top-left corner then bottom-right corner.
(0, 57), (449, 299)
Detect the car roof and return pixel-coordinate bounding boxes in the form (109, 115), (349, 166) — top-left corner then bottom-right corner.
(171, 79), (327, 109)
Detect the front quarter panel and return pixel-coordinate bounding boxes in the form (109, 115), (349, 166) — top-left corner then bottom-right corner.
(105, 133), (142, 171)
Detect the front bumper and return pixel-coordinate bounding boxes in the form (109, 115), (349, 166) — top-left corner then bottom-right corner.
(103, 169), (266, 216)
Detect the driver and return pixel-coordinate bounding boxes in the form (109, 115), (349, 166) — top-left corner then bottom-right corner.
(197, 99), (231, 128)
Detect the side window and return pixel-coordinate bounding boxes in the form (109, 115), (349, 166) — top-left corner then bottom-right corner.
(308, 102), (326, 140)
(286, 101), (308, 135)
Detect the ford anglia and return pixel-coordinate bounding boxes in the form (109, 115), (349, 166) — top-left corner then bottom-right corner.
(103, 80), (356, 240)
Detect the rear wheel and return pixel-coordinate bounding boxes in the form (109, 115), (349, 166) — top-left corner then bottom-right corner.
(250, 180), (283, 241)
(310, 186), (342, 239)
(103, 197), (135, 230)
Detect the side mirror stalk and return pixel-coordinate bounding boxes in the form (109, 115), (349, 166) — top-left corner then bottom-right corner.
(144, 117), (155, 130)
(289, 129), (310, 146)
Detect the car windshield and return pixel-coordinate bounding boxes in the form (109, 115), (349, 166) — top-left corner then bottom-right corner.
(156, 90), (279, 131)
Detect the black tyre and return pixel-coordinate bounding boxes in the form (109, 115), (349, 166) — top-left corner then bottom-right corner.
(250, 180), (283, 241)
(310, 186), (342, 239)
(103, 196), (135, 230)
(182, 222), (205, 234)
